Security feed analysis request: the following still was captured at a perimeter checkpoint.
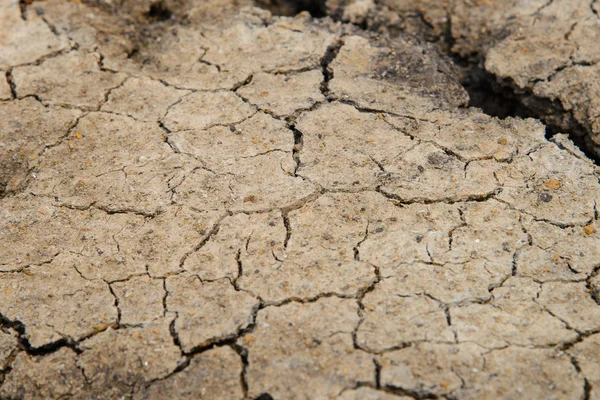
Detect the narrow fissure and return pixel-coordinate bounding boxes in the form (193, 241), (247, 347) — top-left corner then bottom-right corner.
(0, 312), (81, 356)
(233, 249), (244, 290)
(584, 379), (592, 400)
(107, 282), (122, 328)
(169, 316), (183, 351)
(374, 358), (382, 389)
(282, 212), (293, 248)
(232, 343), (251, 399)
(18, 0), (33, 20)
(291, 125), (303, 176)
(5, 70), (17, 100)
(320, 39), (343, 98)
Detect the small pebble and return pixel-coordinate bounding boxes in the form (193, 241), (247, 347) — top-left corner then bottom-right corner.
(539, 192), (553, 203)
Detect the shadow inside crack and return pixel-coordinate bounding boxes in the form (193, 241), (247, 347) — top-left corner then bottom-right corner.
(146, 1), (172, 21)
(254, 393), (275, 400)
(459, 62), (600, 164)
(255, 0), (327, 17)
(462, 65), (532, 121)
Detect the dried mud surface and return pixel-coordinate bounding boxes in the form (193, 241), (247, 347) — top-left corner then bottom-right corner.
(1, 0), (600, 399)
(327, 0), (600, 159)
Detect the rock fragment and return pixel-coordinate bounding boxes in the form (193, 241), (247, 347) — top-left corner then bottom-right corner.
(0, 349), (86, 400)
(537, 281), (600, 333)
(29, 112), (178, 214)
(237, 70), (325, 117)
(569, 334), (600, 400)
(0, 253), (117, 348)
(13, 52), (127, 109)
(101, 77), (190, 122)
(238, 193), (381, 303)
(495, 144), (600, 226)
(135, 347), (244, 400)
(166, 275), (259, 352)
(380, 344), (583, 399)
(451, 277), (577, 348)
(77, 320), (183, 398)
(184, 211), (284, 282)
(0, 98), (81, 195)
(0, 0), (69, 69)
(168, 112), (294, 172)
(296, 102), (414, 190)
(243, 297), (374, 399)
(357, 281), (454, 352)
(163, 91), (255, 131)
(328, 35), (468, 117)
(111, 276), (166, 325)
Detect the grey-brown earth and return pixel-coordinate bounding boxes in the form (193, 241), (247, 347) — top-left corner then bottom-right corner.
(1, 0), (600, 399)
(325, 0), (600, 160)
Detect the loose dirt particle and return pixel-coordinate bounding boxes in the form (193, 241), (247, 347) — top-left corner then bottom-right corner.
(544, 180), (561, 189)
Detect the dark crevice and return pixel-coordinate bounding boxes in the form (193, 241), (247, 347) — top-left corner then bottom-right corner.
(232, 74), (253, 91)
(146, 1), (172, 21)
(126, 48), (139, 60)
(320, 38), (344, 98)
(383, 384), (438, 399)
(438, 7), (600, 165)
(374, 358), (382, 389)
(233, 249), (244, 290)
(444, 308), (452, 327)
(353, 222), (369, 261)
(161, 279), (169, 317)
(461, 65), (533, 120)
(169, 315), (183, 351)
(282, 212), (293, 248)
(511, 248), (519, 277)
(256, 0), (327, 17)
(570, 356), (592, 400)
(584, 379), (592, 400)
(290, 125), (303, 176)
(5, 70), (17, 100)
(445, 9), (544, 128)
(459, 63), (600, 163)
(106, 282), (122, 328)
(18, 0), (34, 20)
(230, 343), (250, 399)
(178, 217), (224, 270)
(0, 313), (83, 356)
(587, 265), (600, 305)
(254, 393), (275, 400)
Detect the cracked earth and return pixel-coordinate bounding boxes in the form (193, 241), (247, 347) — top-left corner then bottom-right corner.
(1, 0), (600, 399)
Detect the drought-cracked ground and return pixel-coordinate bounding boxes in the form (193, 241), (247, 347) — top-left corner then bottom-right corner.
(2, 0), (600, 399)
